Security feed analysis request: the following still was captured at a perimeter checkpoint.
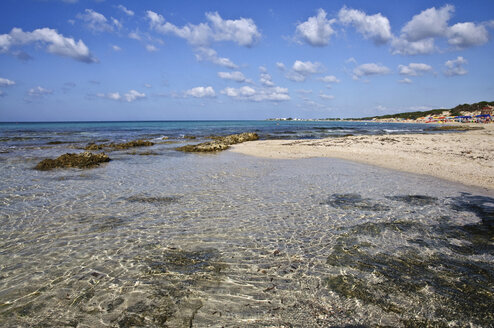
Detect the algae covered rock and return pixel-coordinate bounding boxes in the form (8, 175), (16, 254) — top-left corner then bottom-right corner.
(176, 132), (259, 152)
(35, 151), (110, 170)
(85, 139), (154, 151)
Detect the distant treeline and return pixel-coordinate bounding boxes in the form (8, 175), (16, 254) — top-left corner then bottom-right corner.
(358, 101), (494, 120)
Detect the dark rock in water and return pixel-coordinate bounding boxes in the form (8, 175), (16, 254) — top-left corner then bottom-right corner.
(386, 195), (438, 206)
(322, 193), (390, 211)
(176, 132), (259, 152)
(85, 140), (154, 151)
(183, 135), (196, 139)
(127, 195), (180, 205)
(450, 193), (494, 229)
(35, 152), (110, 170)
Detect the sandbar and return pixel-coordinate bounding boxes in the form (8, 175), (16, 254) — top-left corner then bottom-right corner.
(231, 124), (494, 191)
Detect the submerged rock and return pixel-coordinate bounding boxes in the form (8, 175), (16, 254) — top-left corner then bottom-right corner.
(85, 140), (154, 151)
(35, 152), (110, 170)
(176, 132), (259, 152)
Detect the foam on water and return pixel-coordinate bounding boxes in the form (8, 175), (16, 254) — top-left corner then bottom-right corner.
(0, 142), (493, 327)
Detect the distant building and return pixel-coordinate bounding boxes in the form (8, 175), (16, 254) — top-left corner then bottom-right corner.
(480, 106), (493, 116)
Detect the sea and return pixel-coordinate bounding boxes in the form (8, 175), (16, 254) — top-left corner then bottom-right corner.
(0, 121), (493, 327)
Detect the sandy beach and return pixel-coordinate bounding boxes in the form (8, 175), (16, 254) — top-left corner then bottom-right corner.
(231, 124), (494, 191)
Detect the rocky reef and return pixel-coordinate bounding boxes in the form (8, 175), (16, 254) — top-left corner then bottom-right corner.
(176, 132), (259, 152)
(35, 152), (110, 170)
(85, 140), (154, 151)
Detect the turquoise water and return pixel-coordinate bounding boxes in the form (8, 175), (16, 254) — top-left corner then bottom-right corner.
(0, 121), (493, 327)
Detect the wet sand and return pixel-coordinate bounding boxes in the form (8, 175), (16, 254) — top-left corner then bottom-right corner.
(231, 124), (494, 191)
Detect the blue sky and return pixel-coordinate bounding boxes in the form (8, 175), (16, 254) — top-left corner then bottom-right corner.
(1, 0), (493, 121)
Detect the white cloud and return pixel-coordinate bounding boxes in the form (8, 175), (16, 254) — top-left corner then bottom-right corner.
(318, 75), (340, 83)
(447, 22), (489, 49)
(338, 7), (392, 44)
(293, 60), (323, 75)
(28, 86), (53, 97)
(128, 31), (141, 40)
(319, 93), (334, 100)
(0, 27), (96, 63)
(444, 56), (468, 76)
(77, 9), (116, 33)
(117, 4), (134, 16)
(398, 63), (433, 76)
(286, 60), (324, 82)
(185, 86), (216, 98)
(276, 62), (286, 71)
(194, 47), (238, 69)
(401, 5), (454, 42)
(144, 83), (152, 88)
(296, 9), (336, 46)
(146, 44), (158, 52)
(107, 92), (121, 100)
(147, 10), (260, 47)
(98, 90), (146, 102)
(221, 86), (290, 102)
(111, 44), (122, 51)
(0, 77), (15, 86)
(218, 71), (249, 83)
(124, 90), (146, 102)
(391, 37), (436, 55)
(399, 78), (412, 84)
(353, 63), (390, 79)
(111, 17), (122, 30)
(296, 89), (313, 94)
(260, 72), (274, 87)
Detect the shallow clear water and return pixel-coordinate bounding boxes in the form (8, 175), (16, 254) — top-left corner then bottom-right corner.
(1, 137), (493, 327)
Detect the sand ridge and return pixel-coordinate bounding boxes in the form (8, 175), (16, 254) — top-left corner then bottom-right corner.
(231, 124), (494, 191)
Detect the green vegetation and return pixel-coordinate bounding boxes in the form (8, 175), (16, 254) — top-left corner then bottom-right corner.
(358, 101), (494, 120)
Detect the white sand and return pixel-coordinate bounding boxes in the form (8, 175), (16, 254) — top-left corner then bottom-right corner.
(231, 124), (494, 191)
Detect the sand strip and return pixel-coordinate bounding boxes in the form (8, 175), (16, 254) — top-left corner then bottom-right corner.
(231, 124), (494, 191)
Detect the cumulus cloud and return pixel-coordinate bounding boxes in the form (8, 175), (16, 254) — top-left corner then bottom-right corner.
(391, 37), (436, 55)
(318, 75), (340, 83)
(97, 90), (146, 102)
(338, 7), (392, 44)
(217, 71), (250, 83)
(398, 63), (433, 76)
(28, 86), (53, 97)
(0, 27), (96, 63)
(0, 77), (15, 87)
(128, 31), (141, 40)
(146, 44), (158, 52)
(259, 68), (275, 87)
(401, 5), (454, 42)
(194, 47), (238, 69)
(319, 93), (334, 100)
(276, 62), (286, 71)
(111, 45), (122, 51)
(444, 56), (468, 76)
(353, 63), (390, 79)
(286, 60), (324, 82)
(117, 4), (134, 16)
(447, 22), (489, 49)
(124, 90), (146, 102)
(77, 9), (119, 33)
(185, 86), (216, 98)
(147, 10), (260, 47)
(296, 9), (336, 46)
(221, 86), (289, 102)
(399, 78), (412, 84)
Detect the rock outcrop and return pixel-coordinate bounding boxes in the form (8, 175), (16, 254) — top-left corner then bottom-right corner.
(85, 140), (154, 151)
(176, 132), (259, 152)
(35, 152), (110, 170)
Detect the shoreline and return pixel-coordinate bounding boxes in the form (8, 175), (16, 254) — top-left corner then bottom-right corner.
(231, 124), (494, 191)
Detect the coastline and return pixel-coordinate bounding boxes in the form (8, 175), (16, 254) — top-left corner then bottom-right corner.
(231, 123), (494, 191)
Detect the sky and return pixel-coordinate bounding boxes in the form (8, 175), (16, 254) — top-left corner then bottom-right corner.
(0, 0), (493, 121)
